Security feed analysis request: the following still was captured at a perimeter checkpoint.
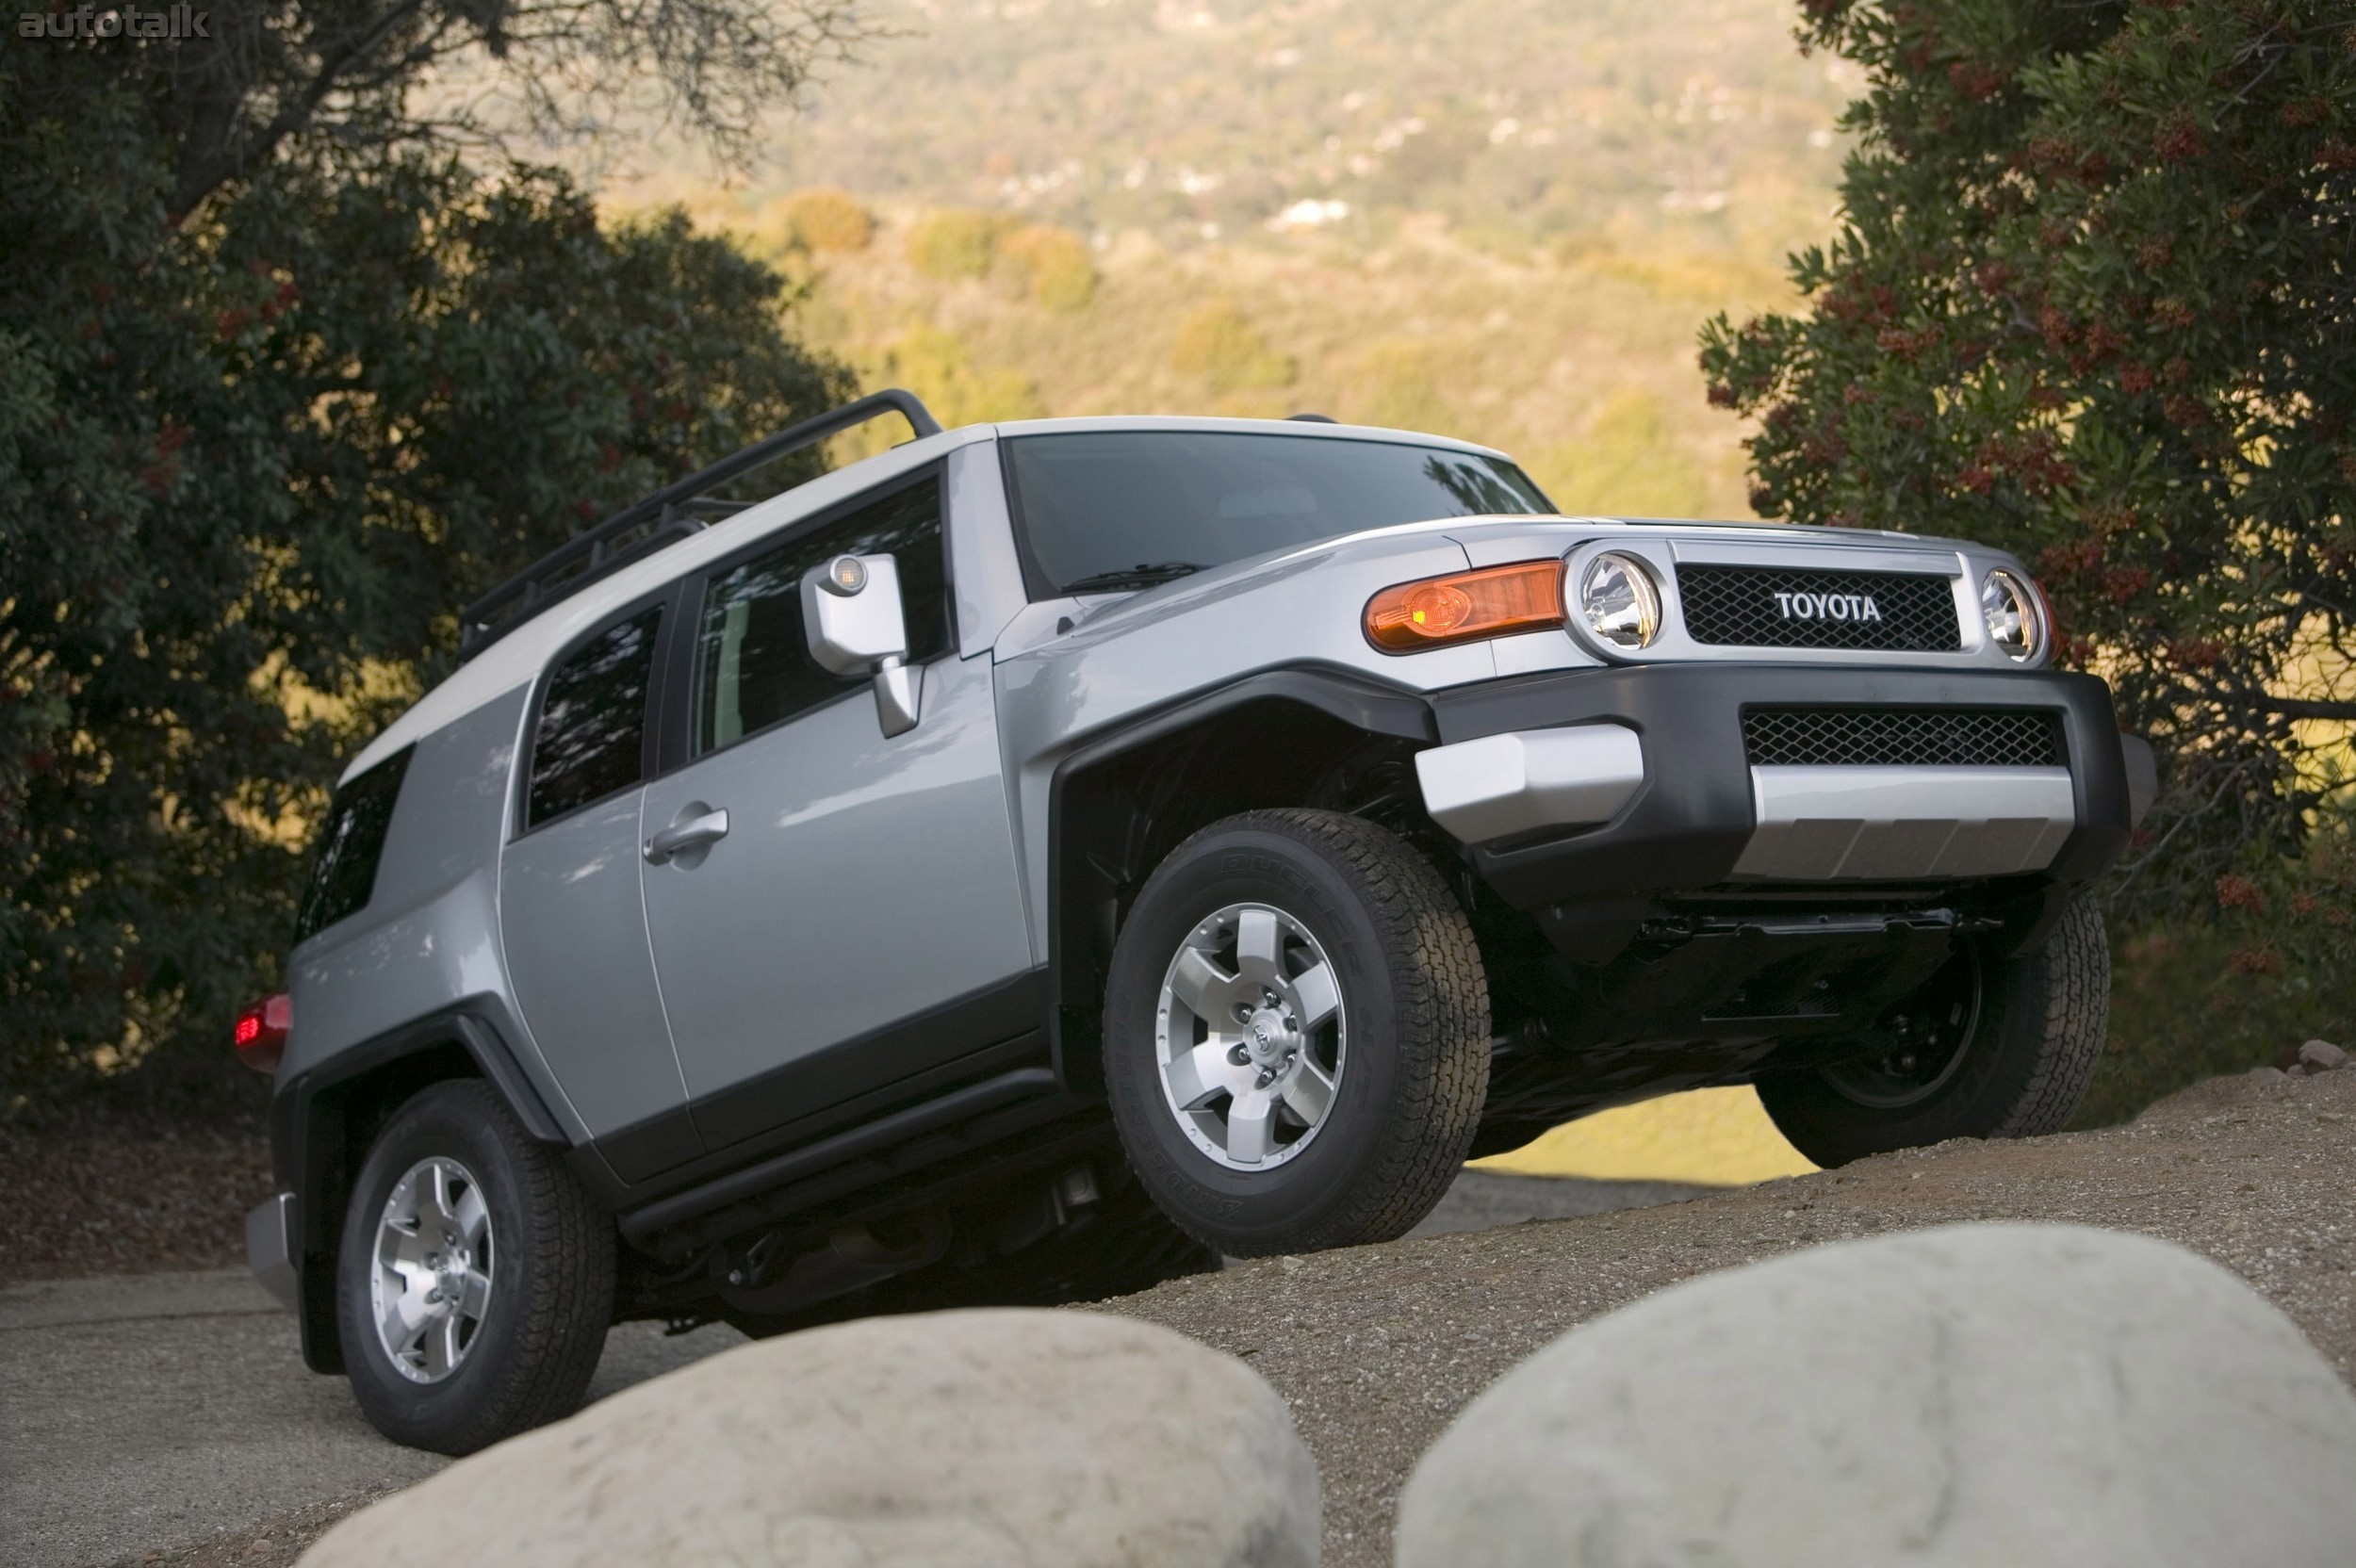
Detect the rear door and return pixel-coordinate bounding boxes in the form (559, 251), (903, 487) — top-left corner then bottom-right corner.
(637, 468), (1035, 1154)
(498, 594), (700, 1178)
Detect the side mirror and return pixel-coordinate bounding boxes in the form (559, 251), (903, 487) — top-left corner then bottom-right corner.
(800, 553), (921, 738)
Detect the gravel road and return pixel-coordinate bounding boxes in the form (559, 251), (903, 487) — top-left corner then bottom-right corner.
(0, 1168), (1696, 1567)
(6, 1070), (2346, 1568)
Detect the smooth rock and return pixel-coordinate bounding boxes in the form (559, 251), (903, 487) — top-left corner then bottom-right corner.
(2248, 1065), (2289, 1080)
(1396, 1222), (2356, 1568)
(303, 1309), (1318, 1568)
(2298, 1038), (2348, 1072)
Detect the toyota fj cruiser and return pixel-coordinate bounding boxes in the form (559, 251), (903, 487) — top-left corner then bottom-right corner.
(240, 391), (2152, 1453)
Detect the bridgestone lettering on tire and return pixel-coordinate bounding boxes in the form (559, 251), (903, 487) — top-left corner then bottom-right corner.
(336, 1080), (615, 1455)
(1757, 894), (2109, 1168)
(1104, 808), (1490, 1255)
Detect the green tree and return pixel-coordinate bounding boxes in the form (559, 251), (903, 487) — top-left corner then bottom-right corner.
(1170, 301), (1295, 394)
(2, 45), (850, 1100)
(1699, 1), (2356, 913)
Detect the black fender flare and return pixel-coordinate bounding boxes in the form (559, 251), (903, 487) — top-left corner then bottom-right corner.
(1042, 664), (1438, 1088)
(268, 1004), (566, 1373)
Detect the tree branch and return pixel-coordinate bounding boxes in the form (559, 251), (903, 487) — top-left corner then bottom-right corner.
(2255, 697), (2356, 722)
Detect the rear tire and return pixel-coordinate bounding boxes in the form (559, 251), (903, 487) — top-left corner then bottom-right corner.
(1757, 894), (2108, 1168)
(336, 1080), (614, 1455)
(1104, 808), (1489, 1255)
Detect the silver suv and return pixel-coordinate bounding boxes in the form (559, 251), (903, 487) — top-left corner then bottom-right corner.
(241, 392), (2150, 1452)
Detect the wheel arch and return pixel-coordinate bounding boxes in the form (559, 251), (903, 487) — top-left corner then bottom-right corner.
(270, 1005), (565, 1373)
(1045, 667), (1441, 1096)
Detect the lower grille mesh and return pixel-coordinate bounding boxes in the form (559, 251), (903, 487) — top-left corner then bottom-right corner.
(1742, 707), (2064, 768)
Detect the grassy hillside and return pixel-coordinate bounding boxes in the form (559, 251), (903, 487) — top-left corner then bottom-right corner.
(606, 0), (1854, 518)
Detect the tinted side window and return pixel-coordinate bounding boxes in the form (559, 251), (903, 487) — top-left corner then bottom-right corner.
(294, 745), (414, 943)
(528, 607), (663, 826)
(693, 476), (950, 757)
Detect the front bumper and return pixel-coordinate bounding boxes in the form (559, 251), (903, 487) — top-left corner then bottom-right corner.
(1422, 662), (2134, 918)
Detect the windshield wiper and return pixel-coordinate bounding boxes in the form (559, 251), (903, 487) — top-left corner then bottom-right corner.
(1059, 562), (1207, 594)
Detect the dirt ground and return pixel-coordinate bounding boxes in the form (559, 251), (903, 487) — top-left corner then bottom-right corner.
(25, 1068), (2351, 1568)
(1, 1102), (273, 1282)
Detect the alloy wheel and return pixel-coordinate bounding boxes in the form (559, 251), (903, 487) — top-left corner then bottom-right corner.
(1153, 902), (1348, 1170)
(369, 1155), (495, 1384)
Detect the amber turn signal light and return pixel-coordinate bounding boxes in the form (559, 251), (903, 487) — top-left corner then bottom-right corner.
(1364, 560), (1565, 652)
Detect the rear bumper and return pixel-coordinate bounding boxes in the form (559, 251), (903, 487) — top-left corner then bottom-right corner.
(246, 1193), (300, 1310)
(1422, 662), (2133, 919)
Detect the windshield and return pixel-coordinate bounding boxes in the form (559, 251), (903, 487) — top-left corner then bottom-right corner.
(1002, 431), (1556, 597)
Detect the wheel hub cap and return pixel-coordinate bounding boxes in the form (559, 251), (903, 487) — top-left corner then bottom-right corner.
(1154, 903), (1347, 1170)
(1245, 1007), (1297, 1066)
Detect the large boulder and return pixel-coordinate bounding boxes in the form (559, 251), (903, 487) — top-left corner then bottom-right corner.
(303, 1308), (1318, 1568)
(1397, 1222), (2356, 1568)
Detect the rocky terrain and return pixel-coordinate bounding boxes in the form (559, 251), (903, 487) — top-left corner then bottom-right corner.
(85, 1063), (2352, 1568)
(1108, 1064), (2356, 1567)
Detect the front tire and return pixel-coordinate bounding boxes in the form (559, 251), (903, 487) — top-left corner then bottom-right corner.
(336, 1080), (614, 1455)
(1757, 894), (2108, 1168)
(1104, 808), (1489, 1255)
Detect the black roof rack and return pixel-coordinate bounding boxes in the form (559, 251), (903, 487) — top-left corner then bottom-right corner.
(456, 388), (944, 662)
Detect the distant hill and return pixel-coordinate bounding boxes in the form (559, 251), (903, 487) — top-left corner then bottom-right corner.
(606, 0), (1857, 517)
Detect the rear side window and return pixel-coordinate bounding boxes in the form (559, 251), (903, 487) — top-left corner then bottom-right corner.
(295, 745), (413, 943)
(691, 475), (950, 757)
(527, 606), (663, 827)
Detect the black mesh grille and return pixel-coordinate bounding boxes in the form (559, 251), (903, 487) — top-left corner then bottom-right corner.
(1677, 565), (1960, 650)
(1742, 708), (2064, 768)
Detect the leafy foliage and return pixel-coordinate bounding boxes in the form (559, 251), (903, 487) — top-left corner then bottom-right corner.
(2079, 826), (2355, 1125)
(995, 224), (1098, 312)
(905, 209), (1020, 281)
(122, 0), (870, 216)
(1, 45), (849, 1100)
(1699, 0), (2356, 913)
(1168, 300), (1296, 393)
(781, 188), (876, 253)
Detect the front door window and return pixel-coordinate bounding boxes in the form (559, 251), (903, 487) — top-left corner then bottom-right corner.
(692, 476), (950, 757)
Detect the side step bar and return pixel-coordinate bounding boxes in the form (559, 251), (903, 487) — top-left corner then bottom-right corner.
(617, 1067), (1059, 1249)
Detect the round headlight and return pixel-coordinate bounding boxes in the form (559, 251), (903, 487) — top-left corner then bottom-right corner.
(1577, 551), (1662, 650)
(1980, 568), (2043, 662)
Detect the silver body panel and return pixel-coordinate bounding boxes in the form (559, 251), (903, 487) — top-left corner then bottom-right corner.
(992, 522), (1498, 956)
(639, 650), (1033, 1104)
(284, 686), (589, 1141)
(1732, 766), (2078, 881)
(499, 790), (689, 1139)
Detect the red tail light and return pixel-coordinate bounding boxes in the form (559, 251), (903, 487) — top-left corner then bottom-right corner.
(234, 993), (291, 1074)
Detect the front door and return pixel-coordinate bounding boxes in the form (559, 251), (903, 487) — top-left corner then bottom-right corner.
(499, 598), (699, 1177)
(638, 471), (1034, 1153)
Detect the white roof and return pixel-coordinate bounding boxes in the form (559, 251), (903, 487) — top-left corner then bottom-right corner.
(341, 415), (1517, 780)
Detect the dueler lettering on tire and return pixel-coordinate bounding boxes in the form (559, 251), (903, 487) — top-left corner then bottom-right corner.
(1103, 808), (1489, 1255)
(1756, 895), (2109, 1168)
(335, 1079), (615, 1456)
